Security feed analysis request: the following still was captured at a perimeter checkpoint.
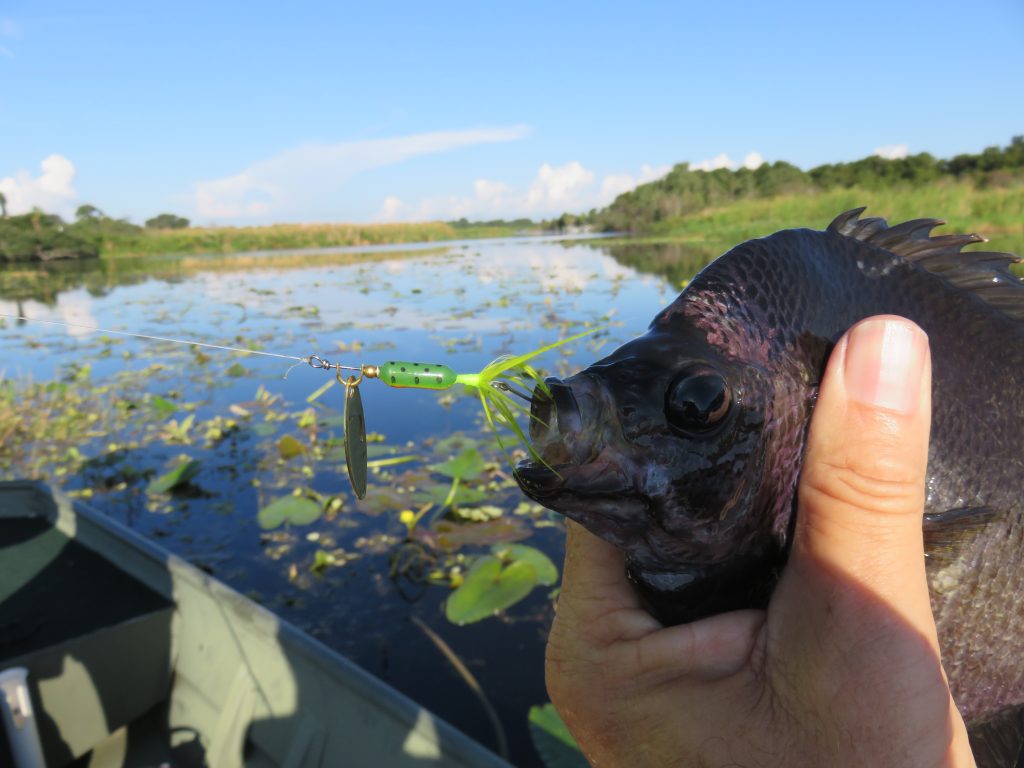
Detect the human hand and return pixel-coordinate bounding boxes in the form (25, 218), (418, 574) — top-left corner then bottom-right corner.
(545, 315), (976, 767)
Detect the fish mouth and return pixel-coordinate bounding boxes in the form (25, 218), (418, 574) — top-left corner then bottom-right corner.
(514, 458), (633, 499)
(514, 373), (642, 546)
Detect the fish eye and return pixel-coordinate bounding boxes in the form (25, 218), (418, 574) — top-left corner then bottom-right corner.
(665, 367), (731, 434)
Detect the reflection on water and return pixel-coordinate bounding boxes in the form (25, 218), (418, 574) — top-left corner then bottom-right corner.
(0, 235), (700, 767)
(2, 225), (1019, 765)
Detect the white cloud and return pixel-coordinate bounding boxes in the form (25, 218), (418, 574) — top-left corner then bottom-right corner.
(193, 125), (531, 221)
(743, 152), (764, 170)
(599, 163), (670, 204)
(525, 162), (594, 210)
(874, 144), (909, 160)
(0, 154), (78, 218)
(378, 195), (404, 221)
(377, 160), (671, 222)
(691, 153), (735, 172)
(690, 150), (766, 172)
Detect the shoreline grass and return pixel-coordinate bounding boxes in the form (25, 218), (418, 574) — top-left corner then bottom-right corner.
(98, 220), (541, 259)
(639, 182), (1024, 248)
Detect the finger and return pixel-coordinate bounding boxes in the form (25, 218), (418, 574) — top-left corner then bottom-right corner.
(557, 521), (658, 638)
(792, 315), (933, 629)
(631, 609), (764, 682)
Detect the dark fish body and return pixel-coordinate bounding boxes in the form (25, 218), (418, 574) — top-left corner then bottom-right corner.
(515, 210), (1024, 747)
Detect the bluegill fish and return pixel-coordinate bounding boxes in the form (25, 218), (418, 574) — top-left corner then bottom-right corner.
(515, 209), (1024, 760)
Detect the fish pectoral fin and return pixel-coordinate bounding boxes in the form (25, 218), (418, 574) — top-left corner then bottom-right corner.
(967, 705), (1024, 768)
(923, 506), (1001, 568)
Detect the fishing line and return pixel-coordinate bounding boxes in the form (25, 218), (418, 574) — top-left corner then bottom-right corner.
(2, 310), (593, 496)
(0, 312), (362, 374)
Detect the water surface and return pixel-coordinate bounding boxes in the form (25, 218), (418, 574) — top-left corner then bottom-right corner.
(0, 235), (712, 766)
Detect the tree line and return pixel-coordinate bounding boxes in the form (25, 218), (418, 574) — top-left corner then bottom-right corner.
(552, 136), (1024, 232)
(0, 203), (190, 262)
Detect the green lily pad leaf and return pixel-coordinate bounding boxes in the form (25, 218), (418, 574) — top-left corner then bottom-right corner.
(251, 422), (278, 437)
(493, 543), (558, 586)
(147, 459), (201, 494)
(226, 362), (247, 377)
(311, 549), (331, 574)
(445, 555), (537, 625)
(278, 434), (305, 459)
(431, 447), (486, 481)
(433, 433), (479, 456)
(149, 395), (177, 416)
(528, 703), (587, 768)
(258, 495), (322, 530)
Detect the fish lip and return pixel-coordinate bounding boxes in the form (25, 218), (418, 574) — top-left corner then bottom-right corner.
(514, 458), (633, 498)
(513, 461), (569, 497)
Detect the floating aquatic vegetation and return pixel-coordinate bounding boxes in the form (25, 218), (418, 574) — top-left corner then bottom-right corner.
(444, 543), (558, 625)
(147, 457), (202, 494)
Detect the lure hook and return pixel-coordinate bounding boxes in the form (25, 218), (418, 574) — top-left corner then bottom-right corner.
(490, 380), (533, 403)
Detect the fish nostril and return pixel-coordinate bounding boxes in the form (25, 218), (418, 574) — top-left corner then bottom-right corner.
(529, 382), (556, 440)
(546, 377), (582, 438)
(530, 377), (582, 441)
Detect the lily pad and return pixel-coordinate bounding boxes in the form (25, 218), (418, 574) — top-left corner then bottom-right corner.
(149, 395), (177, 416)
(445, 555), (537, 625)
(251, 422), (278, 437)
(433, 433), (478, 455)
(431, 447), (486, 481)
(493, 543), (558, 586)
(147, 459), (201, 494)
(258, 495), (322, 530)
(278, 434), (306, 459)
(528, 704), (587, 768)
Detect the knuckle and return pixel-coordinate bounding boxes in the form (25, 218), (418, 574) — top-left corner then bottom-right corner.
(802, 452), (923, 516)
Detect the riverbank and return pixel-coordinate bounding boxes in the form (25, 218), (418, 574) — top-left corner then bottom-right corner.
(100, 220), (535, 259)
(595, 181), (1024, 253)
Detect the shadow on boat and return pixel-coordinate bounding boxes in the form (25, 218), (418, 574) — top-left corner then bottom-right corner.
(0, 480), (510, 767)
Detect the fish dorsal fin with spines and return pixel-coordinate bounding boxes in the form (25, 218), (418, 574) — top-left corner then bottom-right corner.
(828, 207), (1024, 321)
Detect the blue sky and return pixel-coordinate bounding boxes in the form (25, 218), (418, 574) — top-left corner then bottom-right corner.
(1, 1), (1022, 226)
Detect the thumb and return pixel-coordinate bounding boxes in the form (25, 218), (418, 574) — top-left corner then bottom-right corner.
(793, 315), (933, 628)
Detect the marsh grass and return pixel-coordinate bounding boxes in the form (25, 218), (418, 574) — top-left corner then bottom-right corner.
(101, 221), (466, 258)
(644, 182), (1024, 249)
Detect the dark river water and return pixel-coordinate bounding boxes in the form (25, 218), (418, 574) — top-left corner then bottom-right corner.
(0, 234), (723, 766)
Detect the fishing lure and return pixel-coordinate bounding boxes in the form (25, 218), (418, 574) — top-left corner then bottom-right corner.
(312, 326), (598, 495)
(0, 312), (597, 499)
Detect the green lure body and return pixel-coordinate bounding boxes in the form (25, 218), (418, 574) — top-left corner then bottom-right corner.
(378, 360), (458, 389)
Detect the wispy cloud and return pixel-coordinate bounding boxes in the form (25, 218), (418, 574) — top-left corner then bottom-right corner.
(377, 160), (671, 222)
(193, 126), (531, 220)
(691, 151), (764, 172)
(600, 164), (671, 203)
(0, 155), (78, 218)
(0, 46), (14, 59)
(874, 144), (909, 160)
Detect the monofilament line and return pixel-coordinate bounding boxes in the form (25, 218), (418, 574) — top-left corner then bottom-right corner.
(0, 312), (306, 362)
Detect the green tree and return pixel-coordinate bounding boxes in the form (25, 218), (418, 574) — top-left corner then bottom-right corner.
(75, 204), (104, 221)
(0, 191), (6, 218)
(144, 213), (190, 229)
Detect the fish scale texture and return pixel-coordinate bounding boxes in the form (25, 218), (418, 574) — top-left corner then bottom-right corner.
(517, 213), (1024, 749)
